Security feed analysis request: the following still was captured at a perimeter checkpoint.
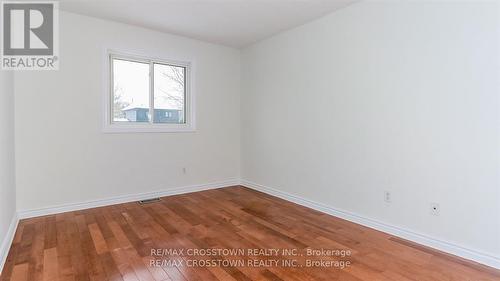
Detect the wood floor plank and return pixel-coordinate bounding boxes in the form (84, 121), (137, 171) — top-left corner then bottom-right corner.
(75, 215), (107, 281)
(28, 221), (46, 281)
(110, 249), (140, 281)
(43, 248), (58, 281)
(2, 186), (499, 281)
(88, 224), (109, 256)
(56, 219), (76, 281)
(10, 264), (28, 281)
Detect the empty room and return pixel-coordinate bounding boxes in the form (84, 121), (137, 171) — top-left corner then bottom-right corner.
(0, 0), (499, 280)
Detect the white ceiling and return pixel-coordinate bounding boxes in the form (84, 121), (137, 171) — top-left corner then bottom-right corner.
(58, 0), (357, 48)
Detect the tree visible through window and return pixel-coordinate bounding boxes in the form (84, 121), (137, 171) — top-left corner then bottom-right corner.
(154, 63), (185, 124)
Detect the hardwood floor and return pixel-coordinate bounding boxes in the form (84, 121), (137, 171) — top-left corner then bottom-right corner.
(1, 186), (499, 281)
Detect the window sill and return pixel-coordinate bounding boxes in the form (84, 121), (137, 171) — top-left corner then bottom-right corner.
(102, 124), (196, 133)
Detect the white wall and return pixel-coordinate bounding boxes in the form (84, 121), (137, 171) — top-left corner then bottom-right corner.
(15, 12), (241, 211)
(0, 70), (16, 266)
(241, 0), (500, 261)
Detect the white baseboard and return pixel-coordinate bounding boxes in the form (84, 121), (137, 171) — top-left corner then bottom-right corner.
(0, 213), (19, 274)
(17, 179), (240, 219)
(241, 179), (500, 270)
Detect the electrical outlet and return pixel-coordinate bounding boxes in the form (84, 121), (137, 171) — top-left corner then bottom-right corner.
(384, 191), (391, 203)
(430, 203), (440, 216)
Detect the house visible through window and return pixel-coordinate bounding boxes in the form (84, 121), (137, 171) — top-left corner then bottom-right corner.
(106, 52), (193, 133)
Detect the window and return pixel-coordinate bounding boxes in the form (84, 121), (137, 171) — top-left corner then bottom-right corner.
(104, 51), (194, 133)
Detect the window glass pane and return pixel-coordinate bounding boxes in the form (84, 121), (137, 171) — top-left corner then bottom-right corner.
(112, 58), (150, 123)
(153, 63), (185, 124)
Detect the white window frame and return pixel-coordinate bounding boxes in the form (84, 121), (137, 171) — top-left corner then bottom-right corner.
(103, 49), (195, 133)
